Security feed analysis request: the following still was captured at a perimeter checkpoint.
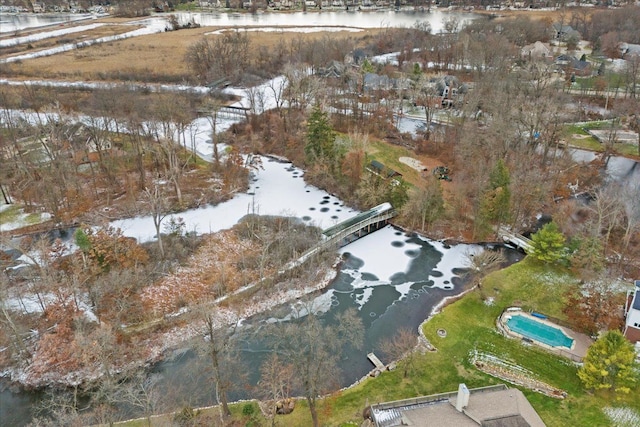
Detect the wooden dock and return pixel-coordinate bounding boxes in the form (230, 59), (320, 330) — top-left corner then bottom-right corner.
(367, 352), (385, 370)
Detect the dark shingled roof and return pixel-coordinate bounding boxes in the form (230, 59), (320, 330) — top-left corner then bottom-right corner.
(633, 287), (640, 311)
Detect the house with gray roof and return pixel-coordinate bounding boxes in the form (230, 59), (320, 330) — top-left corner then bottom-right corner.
(551, 23), (580, 42)
(620, 43), (640, 59)
(368, 383), (545, 427)
(521, 41), (553, 62)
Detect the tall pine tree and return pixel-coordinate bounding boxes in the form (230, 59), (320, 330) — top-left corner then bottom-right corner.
(476, 159), (511, 238)
(527, 222), (567, 264)
(305, 106), (336, 167)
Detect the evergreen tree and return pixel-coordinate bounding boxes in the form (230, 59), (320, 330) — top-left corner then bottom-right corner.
(527, 222), (567, 264)
(476, 159), (511, 238)
(386, 178), (409, 211)
(412, 63), (422, 80)
(578, 330), (638, 394)
(305, 106), (336, 167)
(361, 58), (375, 74)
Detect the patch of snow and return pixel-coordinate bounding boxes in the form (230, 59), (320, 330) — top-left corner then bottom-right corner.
(3, 294), (49, 314)
(77, 300), (99, 323)
(338, 226), (422, 283)
(1, 17), (169, 63)
(604, 407), (640, 427)
(428, 240), (482, 288)
(0, 205), (53, 232)
(271, 225), (481, 315)
(0, 13), (103, 34)
(111, 156), (358, 242)
(0, 23), (105, 48)
(0, 78), (211, 94)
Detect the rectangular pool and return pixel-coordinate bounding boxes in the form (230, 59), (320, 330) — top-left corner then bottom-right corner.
(506, 314), (574, 349)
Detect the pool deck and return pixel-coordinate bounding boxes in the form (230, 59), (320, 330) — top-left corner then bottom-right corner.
(498, 308), (593, 362)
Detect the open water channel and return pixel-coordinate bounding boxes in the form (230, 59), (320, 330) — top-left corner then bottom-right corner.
(1, 9), (478, 35)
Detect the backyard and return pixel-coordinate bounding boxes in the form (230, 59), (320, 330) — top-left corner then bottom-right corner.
(564, 121), (640, 158)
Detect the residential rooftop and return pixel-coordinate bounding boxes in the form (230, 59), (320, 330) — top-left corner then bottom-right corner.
(369, 383), (545, 427)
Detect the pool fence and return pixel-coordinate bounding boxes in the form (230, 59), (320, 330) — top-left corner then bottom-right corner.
(497, 308), (584, 363)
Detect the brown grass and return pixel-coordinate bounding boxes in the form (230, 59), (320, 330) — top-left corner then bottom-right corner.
(474, 7), (594, 22)
(1, 9), (592, 82)
(3, 18), (381, 82)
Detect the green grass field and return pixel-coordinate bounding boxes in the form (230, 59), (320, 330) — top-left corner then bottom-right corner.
(366, 139), (423, 187)
(563, 123), (639, 157)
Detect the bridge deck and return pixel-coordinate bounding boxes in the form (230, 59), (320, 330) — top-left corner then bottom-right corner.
(498, 226), (533, 252)
(283, 202), (396, 272)
(323, 202), (394, 238)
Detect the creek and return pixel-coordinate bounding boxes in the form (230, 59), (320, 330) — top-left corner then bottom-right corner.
(148, 227), (524, 411)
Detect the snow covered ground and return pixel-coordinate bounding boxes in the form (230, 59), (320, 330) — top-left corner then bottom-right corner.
(0, 203), (51, 232)
(0, 22), (105, 48)
(0, 17), (169, 63)
(110, 155), (359, 241)
(0, 78), (211, 94)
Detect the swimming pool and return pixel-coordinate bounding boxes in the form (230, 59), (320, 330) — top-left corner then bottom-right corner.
(506, 314), (574, 349)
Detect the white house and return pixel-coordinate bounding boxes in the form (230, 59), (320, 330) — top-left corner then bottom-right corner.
(623, 280), (640, 344)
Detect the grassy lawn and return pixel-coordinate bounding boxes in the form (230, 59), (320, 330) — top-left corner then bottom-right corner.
(563, 124), (603, 152)
(617, 143), (639, 157)
(0, 204), (47, 229)
(0, 204), (23, 225)
(365, 139), (423, 187)
(563, 122), (639, 157)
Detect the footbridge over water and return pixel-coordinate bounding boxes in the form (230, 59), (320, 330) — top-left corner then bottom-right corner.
(498, 226), (533, 252)
(284, 203), (396, 270)
(322, 202), (396, 249)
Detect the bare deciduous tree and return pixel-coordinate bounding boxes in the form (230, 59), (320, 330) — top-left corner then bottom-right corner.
(257, 353), (297, 426)
(116, 373), (163, 427)
(268, 306), (363, 427)
(379, 328), (419, 378)
(464, 249), (507, 291)
(198, 313), (245, 420)
(143, 184), (170, 258)
(184, 32), (250, 84)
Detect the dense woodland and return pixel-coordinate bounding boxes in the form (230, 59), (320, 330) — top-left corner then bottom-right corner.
(1, 5), (640, 426)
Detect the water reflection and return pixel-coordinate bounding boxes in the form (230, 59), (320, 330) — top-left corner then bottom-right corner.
(177, 10), (479, 33)
(0, 13), (95, 33)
